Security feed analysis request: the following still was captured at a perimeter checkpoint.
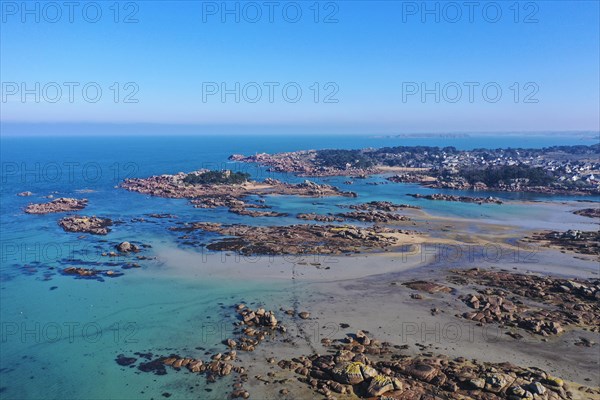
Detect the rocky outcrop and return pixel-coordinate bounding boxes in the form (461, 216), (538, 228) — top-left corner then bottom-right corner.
(17, 191), (33, 197)
(297, 213), (344, 222)
(348, 201), (420, 211)
(116, 241), (140, 253)
(25, 198), (88, 214)
(526, 230), (600, 257)
(408, 193), (503, 204)
(190, 194), (288, 217)
(58, 216), (113, 235)
(450, 268), (600, 336)
(573, 208), (600, 218)
(171, 223), (405, 255)
(403, 280), (453, 294)
(228, 207), (288, 218)
(62, 266), (123, 279)
(338, 211), (411, 223)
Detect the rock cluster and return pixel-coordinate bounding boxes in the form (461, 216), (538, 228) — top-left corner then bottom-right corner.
(147, 213), (177, 219)
(281, 330), (594, 399)
(573, 208), (600, 218)
(190, 194), (288, 217)
(297, 213), (344, 222)
(62, 267), (123, 279)
(225, 305), (287, 352)
(17, 191), (33, 196)
(190, 194), (249, 209)
(25, 198), (88, 214)
(527, 230), (600, 257)
(117, 304), (288, 399)
(58, 216), (113, 235)
(228, 207), (288, 218)
(171, 223), (404, 255)
(407, 193), (503, 204)
(338, 211), (411, 223)
(451, 269), (600, 336)
(403, 280), (453, 294)
(348, 201), (420, 211)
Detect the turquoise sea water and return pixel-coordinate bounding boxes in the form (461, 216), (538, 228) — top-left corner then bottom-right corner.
(0, 134), (598, 399)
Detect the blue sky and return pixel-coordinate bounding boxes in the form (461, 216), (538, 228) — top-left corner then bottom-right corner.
(1, 0), (599, 135)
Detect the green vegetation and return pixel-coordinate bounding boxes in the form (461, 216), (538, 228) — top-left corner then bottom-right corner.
(183, 170), (250, 185)
(460, 165), (554, 187)
(315, 149), (375, 169)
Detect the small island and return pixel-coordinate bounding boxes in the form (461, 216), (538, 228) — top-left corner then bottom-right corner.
(25, 198), (88, 214)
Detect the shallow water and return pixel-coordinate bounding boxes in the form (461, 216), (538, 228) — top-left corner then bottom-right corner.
(0, 134), (597, 399)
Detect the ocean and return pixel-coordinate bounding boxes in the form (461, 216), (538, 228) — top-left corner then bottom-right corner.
(0, 134), (598, 399)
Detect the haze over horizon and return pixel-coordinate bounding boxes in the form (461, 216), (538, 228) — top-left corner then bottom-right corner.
(1, 1), (599, 135)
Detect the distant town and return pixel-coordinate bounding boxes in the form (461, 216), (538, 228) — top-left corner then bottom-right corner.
(231, 144), (600, 194)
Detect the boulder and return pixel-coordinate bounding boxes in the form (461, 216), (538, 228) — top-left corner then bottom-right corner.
(366, 375), (394, 397)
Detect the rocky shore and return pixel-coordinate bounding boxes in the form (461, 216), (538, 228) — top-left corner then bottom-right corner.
(525, 230), (600, 258)
(170, 223), (410, 255)
(449, 269), (600, 336)
(117, 299), (599, 400)
(58, 216), (113, 235)
(25, 198), (88, 214)
(407, 193), (503, 205)
(280, 330), (598, 399)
